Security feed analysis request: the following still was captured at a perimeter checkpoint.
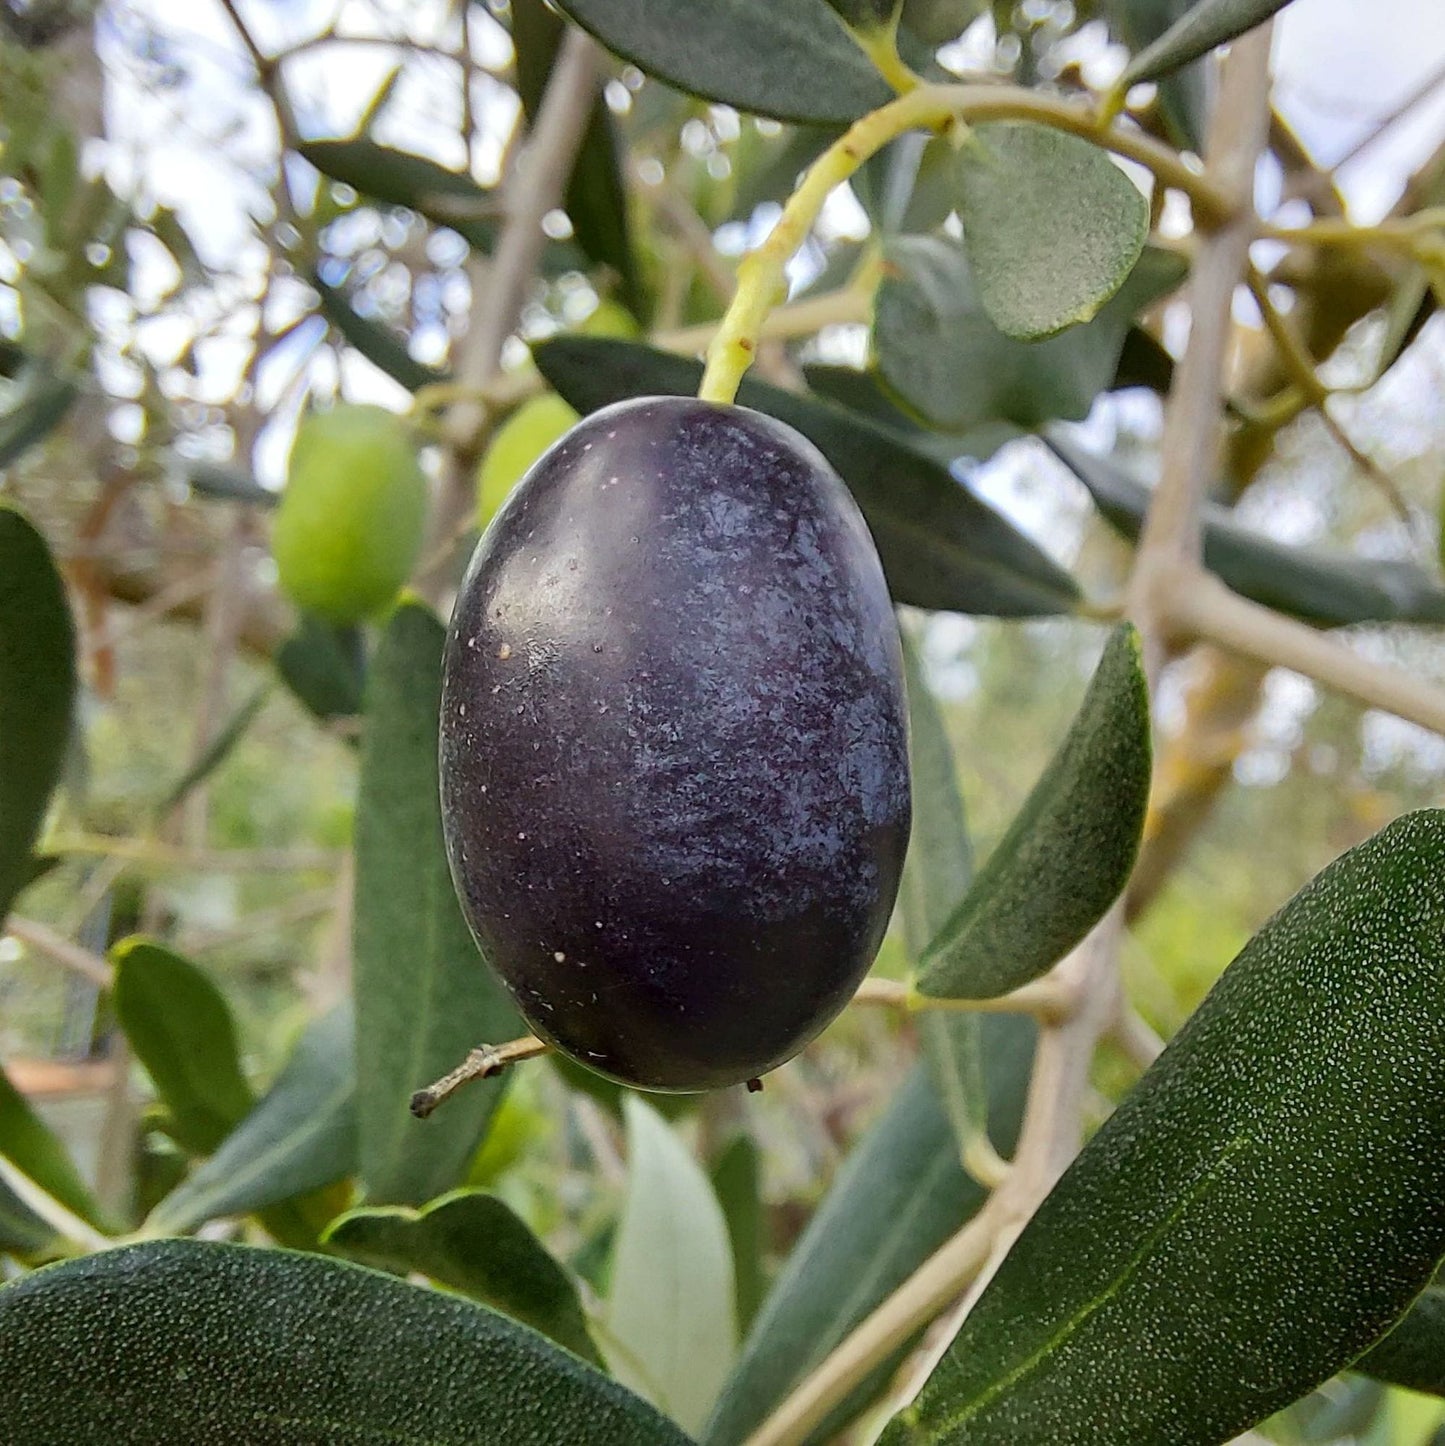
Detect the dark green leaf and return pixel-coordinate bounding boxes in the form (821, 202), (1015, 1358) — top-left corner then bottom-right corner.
(0, 1059), (105, 1231)
(313, 274), (449, 393)
(916, 624), (1149, 1000)
(1048, 432), (1445, 628)
(1107, 0), (1208, 150)
(275, 613), (366, 724)
(821, 0), (902, 32)
(704, 1018), (1035, 1445)
(146, 1004), (355, 1235)
(0, 1239), (691, 1445)
(354, 602), (520, 1204)
(298, 137), (500, 252)
(0, 507), (76, 928)
(607, 1097), (736, 1434)
(512, 0), (643, 312)
(324, 1189), (599, 1364)
(803, 364), (1018, 467)
(533, 337), (1080, 617)
(112, 940), (255, 1156)
(184, 460), (277, 507)
(954, 123), (1148, 341)
(548, 0), (892, 125)
(887, 809), (1445, 1446)
(1121, 0), (1294, 87)
(0, 363), (77, 469)
(855, 133), (960, 239)
(711, 1134), (766, 1333)
(154, 686), (270, 820)
(875, 239), (1186, 431)
(0, 1175), (52, 1257)
(1356, 1283), (1445, 1399)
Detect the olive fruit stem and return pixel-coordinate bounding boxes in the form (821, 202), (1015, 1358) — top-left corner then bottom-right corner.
(698, 82), (1235, 406)
(409, 1036), (549, 1119)
(851, 974), (1073, 1024)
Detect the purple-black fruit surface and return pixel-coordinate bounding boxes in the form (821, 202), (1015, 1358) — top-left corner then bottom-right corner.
(439, 395), (911, 1091)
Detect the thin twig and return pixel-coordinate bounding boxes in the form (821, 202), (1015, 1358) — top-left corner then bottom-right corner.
(3, 917), (112, 988)
(409, 1036), (550, 1118)
(1169, 570), (1445, 737)
(419, 27), (602, 601)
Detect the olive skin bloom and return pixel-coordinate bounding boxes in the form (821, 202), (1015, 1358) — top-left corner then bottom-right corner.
(439, 396), (911, 1091)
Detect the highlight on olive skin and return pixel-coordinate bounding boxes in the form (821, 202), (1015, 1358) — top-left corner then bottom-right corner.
(439, 395), (912, 1092)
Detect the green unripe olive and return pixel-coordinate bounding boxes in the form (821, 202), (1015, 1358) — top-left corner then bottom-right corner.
(272, 404), (429, 624)
(475, 394), (578, 533)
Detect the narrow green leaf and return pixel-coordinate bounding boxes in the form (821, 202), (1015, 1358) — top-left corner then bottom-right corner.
(298, 137), (500, 252)
(899, 630), (992, 1160)
(112, 940), (255, 1156)
(154, 685), (270, 820)
(1122, 0), (1295, 87)
(1107, 0), (1208, 150)
(1356, 1285), (1445, 1399)
(145, 1004), (355, 1235)
(354, 602), (521, 1204)
(313, 273), (449, 393)
(549, 0), (892, 125)
(324, 1189), (600, 1364)
(822, 0), (902, 32)
(512, 0), (643, 312)
(954, 123), (1148, 341)
(0, 1240), (691, 1445)
(705, 1018), (1035, 1445)
(275, 613), (366, 724)
(0, 363), (77, 469)
(711, 1134), (767, 1333)
(184, 460), (276, 507)
(607, 1097), (737, 1435)
(874, 239), (1186, 431)
(0, 1060), (105, 1231)
(1049, 432), (1445, 628)
(916, 625), (1149, 1001)
(0, 507), (76, 928)
(533, 337), (1080, 617)
(0, 1175), (53, 1257)
(888, 809), (1445, 1446)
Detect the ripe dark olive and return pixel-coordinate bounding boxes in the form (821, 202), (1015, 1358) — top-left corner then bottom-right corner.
(439, 395), (911, 1091)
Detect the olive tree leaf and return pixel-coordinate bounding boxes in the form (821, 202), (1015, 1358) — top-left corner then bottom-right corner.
(533, 337), (1080, 617)
(145, 1004), (355, 1236)
(0, 1175), (53, 1257)
(153, 685), (270, 821)
(0, 508), (75, 930)
(902, 0), (985, 43)
(112, 939), (255, 1156)
(0, 1059), (106, 1233)
(1355, 1283), (1445, 1399)
(916, 624), (1150, 1001)
(710, 1134), (767, 1334)
(1122, 0), (1295, 87)
(1048, 432), (1445, 628)
(0, 362), (78, 469)
(1106, 0), (1207, 150)
(704, 1019), (1035, 1446)
(324, 1189), (600, 1364)
(886, 809), (1445, 1446)
(899, 629), (993, 1162)
(0, 1240), (690, 1445)
(275, 613), (366, 724)
(298, 137), (501, 252)
(548, 0), (892, 125)
(606, 1097), (737, 1435)
(822, 0), (903, 31)
(512, 0), (643, 312)
(954, 123), (1148, 341)
(874, 240), (1186, 431)
(353, 602), (521, 1205)
(312, 273), (449, 394)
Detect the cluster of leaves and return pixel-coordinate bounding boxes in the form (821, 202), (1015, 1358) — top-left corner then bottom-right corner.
(4, 0), (1445, 1443)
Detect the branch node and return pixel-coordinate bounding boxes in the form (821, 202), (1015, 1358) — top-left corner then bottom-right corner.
(410, 1036), (548, 1119)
